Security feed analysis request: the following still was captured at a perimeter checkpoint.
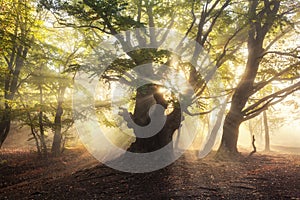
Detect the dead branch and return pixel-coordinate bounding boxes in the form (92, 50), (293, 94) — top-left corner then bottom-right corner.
(248, 135), (256, 157)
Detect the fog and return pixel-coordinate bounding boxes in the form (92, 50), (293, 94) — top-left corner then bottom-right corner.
(238, 121), (300, 154)
(2, 110), (299, 156)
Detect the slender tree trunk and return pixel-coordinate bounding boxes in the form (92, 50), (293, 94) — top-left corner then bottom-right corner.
(38, 84), (47, 156)
(51, 103), (63, 156)
(51, 87), (66, 156)
(248, 120), (256, 148)
(199, 99), (227, 158)
(263, 110), (270, 152)
(30, 126), (41, 155)
(19, 93), (41, 155)
(258, 114), (263, 142)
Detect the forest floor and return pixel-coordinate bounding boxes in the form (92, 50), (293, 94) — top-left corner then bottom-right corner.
(0, 147), (299, 200)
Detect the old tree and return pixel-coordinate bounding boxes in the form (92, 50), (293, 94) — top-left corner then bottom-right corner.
(218, 0), (300, 156)
(0, 0), (299, 158)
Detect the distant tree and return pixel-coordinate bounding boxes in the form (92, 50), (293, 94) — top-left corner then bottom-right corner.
(263, 110), (270, 152)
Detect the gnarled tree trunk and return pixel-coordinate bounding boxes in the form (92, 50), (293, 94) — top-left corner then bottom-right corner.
(122, 84), (182, 155)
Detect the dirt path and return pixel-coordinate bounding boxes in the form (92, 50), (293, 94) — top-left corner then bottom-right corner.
(0, 149), (299, 199)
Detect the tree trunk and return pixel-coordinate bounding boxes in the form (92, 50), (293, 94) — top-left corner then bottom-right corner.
(217, 40), (263, 156)
(216, 0), (280, 157)
(51, 86), (66, 156)
(122, 84), (182, 154)
(18, 92), (41, 155)
(51, 103), (63, 156)
(38, 84), (47, 156)
(0, 108), (11, 148)
(30, 126), (41, 155)
(218, 112), (242, 155)
(248, 119), (255, 148)
(199, 99), (227, 158)
(217, 41), (262, 155)
(263, 110), (270, 152)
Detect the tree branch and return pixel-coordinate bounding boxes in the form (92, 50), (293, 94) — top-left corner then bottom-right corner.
(201, 0), (230, 45)
(260, 50), (300, 59)
(215, 24), (247, 67)
(265, 27), (293, 51)
(242, 81), (300, 120)
(253, 61), (300, 93)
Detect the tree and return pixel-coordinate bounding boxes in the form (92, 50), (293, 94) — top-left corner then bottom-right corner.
(0, 0), (40, 147)
(28, 26), (79, 156)
(40, 0), (243, 157)
(38, 0), (300, 159)
(217, 0), (300, 156)
(262, 110), (270, 152)
(49, 39), (80, 156)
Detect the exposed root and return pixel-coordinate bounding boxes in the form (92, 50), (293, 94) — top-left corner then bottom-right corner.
(215, 146), (243, 161)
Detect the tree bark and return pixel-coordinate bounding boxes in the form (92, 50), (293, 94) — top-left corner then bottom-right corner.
(0, 108), (11, 148)
(122, 84), (182, 154)
(38, 84), (47, 156)
(51, 104), (63, 156)
(51, 87), (66, 156)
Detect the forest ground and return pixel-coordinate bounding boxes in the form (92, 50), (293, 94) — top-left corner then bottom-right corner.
(0, 147), (299, 200)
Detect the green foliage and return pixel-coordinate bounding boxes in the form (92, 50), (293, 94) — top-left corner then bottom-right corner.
(40, 0), (143, 32)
